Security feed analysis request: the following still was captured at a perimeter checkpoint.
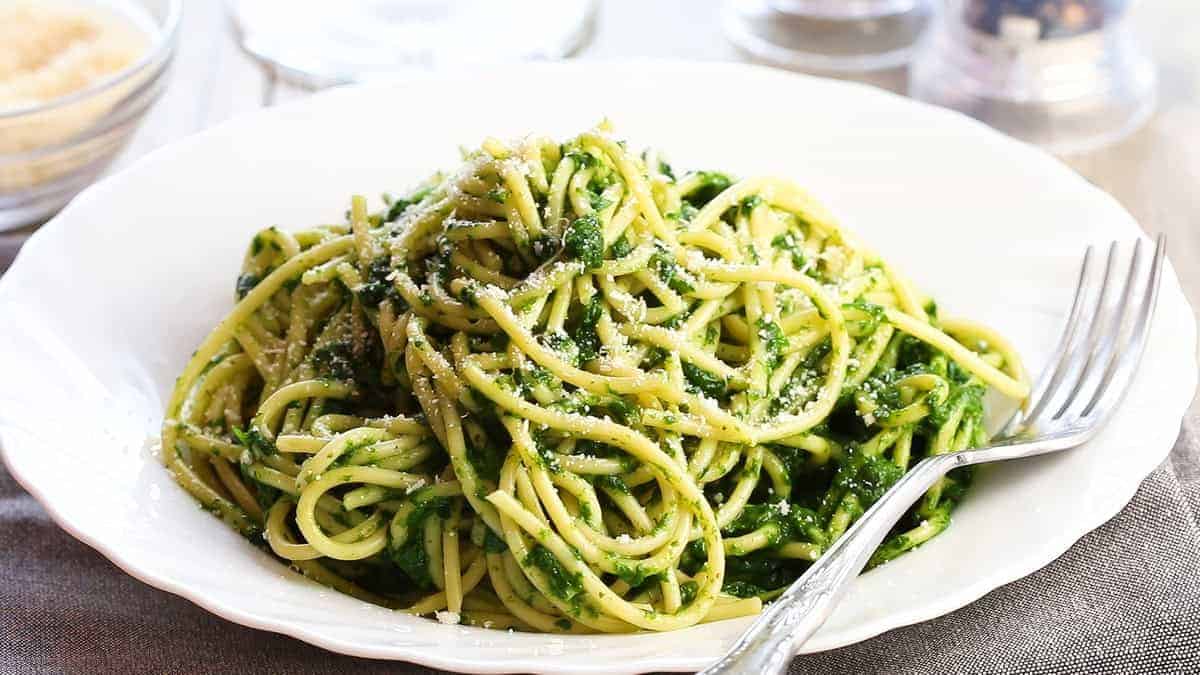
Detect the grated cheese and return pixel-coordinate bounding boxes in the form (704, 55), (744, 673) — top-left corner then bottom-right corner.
(0, 0), (153, 190)
(0, 0), (149, 113)
(435, 610), (461, 625)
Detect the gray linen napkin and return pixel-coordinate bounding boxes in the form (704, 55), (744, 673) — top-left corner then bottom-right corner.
(3, 420), (1198, 675)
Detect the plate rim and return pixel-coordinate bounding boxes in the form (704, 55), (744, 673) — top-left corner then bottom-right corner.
(1, 59), (1195, 674)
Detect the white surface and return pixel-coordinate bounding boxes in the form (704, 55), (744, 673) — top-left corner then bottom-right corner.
(0, 62), (1194, 674)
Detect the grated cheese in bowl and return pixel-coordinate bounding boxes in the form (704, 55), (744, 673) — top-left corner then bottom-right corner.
(0, 0), (178, 231)
(0, 0), (148, 115)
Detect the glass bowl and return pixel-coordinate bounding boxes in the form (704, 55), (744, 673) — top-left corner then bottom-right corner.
(0, 0), (182, 232)
(722, 0), (934, 73)
(227, 0), (597, 90)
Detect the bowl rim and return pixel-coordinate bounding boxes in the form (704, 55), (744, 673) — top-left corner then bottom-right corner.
(0, 57), (170, 167)
(0, 0), (183, 122)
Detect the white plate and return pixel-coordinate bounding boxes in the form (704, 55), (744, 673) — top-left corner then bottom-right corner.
(0, 62), (1194, 674)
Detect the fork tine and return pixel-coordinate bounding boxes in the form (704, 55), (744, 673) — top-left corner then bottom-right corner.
(1080, 234), (1166, 422)
(1003, 245), (1095, 436)
(1047, 242), (1122, 420)
(1014, 243), (1109, 433)
(1057, 239), (1144, 421)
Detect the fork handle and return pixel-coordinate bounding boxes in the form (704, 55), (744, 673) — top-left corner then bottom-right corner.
(701, 453), (959, 675)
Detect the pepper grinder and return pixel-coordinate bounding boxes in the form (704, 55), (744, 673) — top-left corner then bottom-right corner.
(910, 1), (1156, 154)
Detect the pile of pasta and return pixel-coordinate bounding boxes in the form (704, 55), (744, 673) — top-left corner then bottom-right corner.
(162, 125), (1027, 633)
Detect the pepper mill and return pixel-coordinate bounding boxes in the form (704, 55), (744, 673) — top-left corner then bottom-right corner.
(910, 0), (1156, 154)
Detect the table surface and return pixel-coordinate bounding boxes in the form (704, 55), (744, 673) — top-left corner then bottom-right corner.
(2, 0), (1198, 671)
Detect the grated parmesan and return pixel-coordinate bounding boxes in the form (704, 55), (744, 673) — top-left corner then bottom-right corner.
(0, 0), (148, 113)
(0, 0), (153, 190)
(435, 610), (461, 625)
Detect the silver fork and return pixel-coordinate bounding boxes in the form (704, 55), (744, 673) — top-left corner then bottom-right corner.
(702, 235), (1167, 675)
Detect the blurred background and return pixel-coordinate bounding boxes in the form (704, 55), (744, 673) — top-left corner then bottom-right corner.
(1, 0), (1196, 300)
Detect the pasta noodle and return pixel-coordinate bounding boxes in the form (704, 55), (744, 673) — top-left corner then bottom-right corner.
(161, 124), (1028, 633)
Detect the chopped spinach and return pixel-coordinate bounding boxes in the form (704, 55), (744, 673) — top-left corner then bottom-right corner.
(564, 214), (604, 269)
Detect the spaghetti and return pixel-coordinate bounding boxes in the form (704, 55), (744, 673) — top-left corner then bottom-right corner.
(161, 124), (1028, 633)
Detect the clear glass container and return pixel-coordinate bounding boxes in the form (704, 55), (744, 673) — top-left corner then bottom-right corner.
(722, 0), (935, 73)
(228, 0), (597, 90)
(0, 0), (180, 232)
(910, 1), (1156, 154)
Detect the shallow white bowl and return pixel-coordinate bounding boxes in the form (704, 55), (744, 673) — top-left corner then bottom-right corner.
(0, 62), (1194, 674)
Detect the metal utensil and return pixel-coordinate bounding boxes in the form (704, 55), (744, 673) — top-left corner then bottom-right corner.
(703, 236), (1166, 675)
